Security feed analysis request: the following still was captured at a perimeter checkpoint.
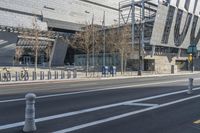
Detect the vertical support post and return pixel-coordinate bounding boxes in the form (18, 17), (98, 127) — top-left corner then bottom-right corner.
(73, 69), (77, 78)
(187, 78), (193, 94)
(138, 0), (145, 76)
(151, 45), (155, 57)
(67, 70), (71, 79)
(40, 71), (44, 80)
(8, 73), (12, 81)
(191, 45), (194, 72)
(131, 0), (135, 48)
(32, 71), (37, 80)
(141, 0), (145, 48)
(119, 2), (121, 27)
(138, 25), (142, 76)
(23, 93), (36, 132)
(48, 71), (51, 80)
(54, 71), (57, 79)
(61, 70), (65, 79)
(16, 72), (19, 81)
(141, 0), (145, 72)
(92, 14), (95, 74)
(103, 11), (106, 67)
(178, 48), (181, 58)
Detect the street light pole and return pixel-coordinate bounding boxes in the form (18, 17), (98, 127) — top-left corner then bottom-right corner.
(92, 14), (95, 75)
(192, 45), (194, 72)
(131, 0), (135, 48)
(138, 22), (142, 76)
(103, 11), (106, 67)
(138, 0), (145, 76)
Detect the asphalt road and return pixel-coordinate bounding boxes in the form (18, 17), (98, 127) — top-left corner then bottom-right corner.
(1, 73), (200, 133)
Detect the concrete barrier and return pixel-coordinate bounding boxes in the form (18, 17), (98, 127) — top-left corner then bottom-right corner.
(187, 78), (193, 94)
(23, 93), (36, 132)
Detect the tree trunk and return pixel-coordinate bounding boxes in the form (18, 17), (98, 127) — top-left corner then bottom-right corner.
(124, 58), (127, 73)
(120, 53), (124, 75)
(35, 48), (38, 72)
(86, 52), (89, 77)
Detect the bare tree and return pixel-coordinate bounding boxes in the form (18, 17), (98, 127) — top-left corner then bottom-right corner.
(15, 47), (24, 64)
(107, 25), (132, 74)
(45, 30), (55, 70)
(19, 16), (51, 72)
(70, 24), (100, 76)
(32, 17), (41, 72)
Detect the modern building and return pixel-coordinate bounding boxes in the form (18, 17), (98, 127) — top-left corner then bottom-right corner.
(0, 0), (119, 66)
(118, 0), (200, 73)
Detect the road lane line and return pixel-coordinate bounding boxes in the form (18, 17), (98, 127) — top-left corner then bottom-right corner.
(53, 94), (200, 133)
(194, 120), (200, 124)
(123, 103), (159, 107)
(0, 78), (197, 103)
(1, 87), (200, 130)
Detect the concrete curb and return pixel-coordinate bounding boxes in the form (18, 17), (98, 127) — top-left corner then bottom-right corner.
(0, 72), (199, 86)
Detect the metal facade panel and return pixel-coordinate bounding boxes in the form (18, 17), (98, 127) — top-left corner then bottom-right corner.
(150, 4), (200, 50)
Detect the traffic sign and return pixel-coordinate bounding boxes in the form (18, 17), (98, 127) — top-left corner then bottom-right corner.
(188, 54), (192, 62)
(187, 45), (197, 54)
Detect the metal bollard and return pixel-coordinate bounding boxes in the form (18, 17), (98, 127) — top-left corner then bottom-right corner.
(40, 71), (44, 80)
(32, 71), (37, 80)
(10, 73), (12, 81)
(67, 70), (71, 79)
(23, 93), (36, 132)
(187, 78), (193, 94)
(73, 69), (77, 78)
(61, 70), (65, 79)
(48, 71), (51, 80)
(54, 71), (58, 79)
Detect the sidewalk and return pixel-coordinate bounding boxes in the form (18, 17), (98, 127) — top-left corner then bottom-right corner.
(0, 71), (199, 85)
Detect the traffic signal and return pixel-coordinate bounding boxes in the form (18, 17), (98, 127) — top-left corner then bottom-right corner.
(188, 54), (192, 63)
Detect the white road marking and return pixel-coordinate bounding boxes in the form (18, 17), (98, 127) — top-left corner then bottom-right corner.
(53, 94), (200, 133)
(123, 102), (159, 107)
(1, 86), (200, 130)
(0, 78), (196, 103)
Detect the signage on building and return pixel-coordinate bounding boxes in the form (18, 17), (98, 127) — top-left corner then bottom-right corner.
(150, 0), (200, 50)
